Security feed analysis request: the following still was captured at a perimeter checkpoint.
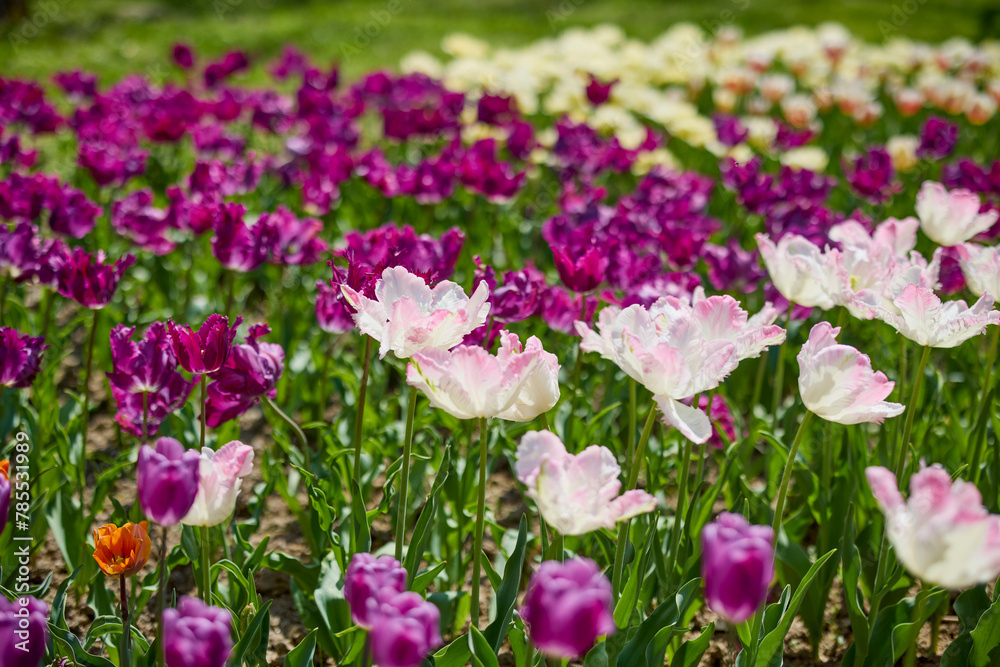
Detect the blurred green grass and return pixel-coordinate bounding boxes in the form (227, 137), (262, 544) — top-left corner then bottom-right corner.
(2, 0), (999, 83)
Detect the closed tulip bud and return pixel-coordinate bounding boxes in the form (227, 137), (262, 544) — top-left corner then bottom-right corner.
(163, 596), (233, 667)
(0, 596), (49, 667)
(344, 553), (407, 629)
(137, 438), (201, 526)
(167, 314), (243, 374)
(520, 558), (615, 659)
(92, 521), (152, 578)
(701, 513), (774, 623)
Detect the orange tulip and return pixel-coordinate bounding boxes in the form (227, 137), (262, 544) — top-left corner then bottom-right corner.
(92, 521), (152, 577)
(0, 460), (8, 480)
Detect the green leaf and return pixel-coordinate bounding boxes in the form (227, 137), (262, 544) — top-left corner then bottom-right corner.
(433, 634), (471, 667)
(840, 504), (869, 660)
(50, 566), (81, 630)
(229, 599), (273, 666)
(351, 478), (371, 555)
(755, 548), (838, 666)
(672, 622), (715, 667)
(468, 626), (501, 667)
(484, 514), (528, 653)
(616, 578), (700, 667)
(48, 623), (117, 667)
(284, 630), (318, 667)
(583, 641), (609, 667)
(971, 591), (1000, 666)
(412, 562), (447, 594)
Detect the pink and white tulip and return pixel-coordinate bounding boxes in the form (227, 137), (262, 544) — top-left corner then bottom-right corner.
(515, 430), (656, 536)
(957, 243), (1000, 299)
(181, 441), (255, 527)
(755, 233), (842, 309)
(867, 465), (1000, 589)
(406, 336), (544, 421)
(797, 323), (904, 425)
(858, 283), (998, 348)
(915, 181), (998, 247)
(495, 331), (560, 422)
(342, 266), (490, 359)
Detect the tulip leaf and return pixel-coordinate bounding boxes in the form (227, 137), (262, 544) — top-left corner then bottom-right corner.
(616, 577), (700, 667)
(229, 598), (272, 667)
(672, 621), (715, 667)
(50, 565), (81, 630)
(284, 629), (318, 667)
(942, 586), (992, 667)
(970, 590), (1000, 666)
(484, 513), (528, 653)
(840, 504), (869, 660)
(350, 478), (371, 555)
(755, 548), (837, 666)
(432, 633), (471, 667)
(468, 626), (501, 667)
(48, 623), (117, 667)
(405, 448), (450, 584)
(583, 641), (609, 667)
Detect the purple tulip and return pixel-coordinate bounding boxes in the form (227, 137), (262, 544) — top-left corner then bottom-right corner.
(713, 114), (749, 147)
(0, 222), (67, 285)
(520, 558), (615, 659)
(106, 322), (179, 394)
(262, 206), (328, 266)
(0, 327), (47, 388)
(52, 70), (98, 99)
(78, 142), (148, 188)
(540, 286), (596, 334)
(172, 43), (195, 69)
(48, 184), (102, 238)
(112, 189), (175, 255)
(167, 314), (242, 375)
(0, 596), (49, 667)
(344, 553), (407, 629)
(457, 138), (526, 202)
(368, 592), (443, 667)
(552, 245), (608, 293)
(163, 596), (232, 667)
(112, 372), (198, 438)
(56, 248), (135, 309)
(702, 513), (774, 623)
(844, 146), (898, 204)
(585, 74), (616, 106)
(477, 93), (519, 126)
(337, 223), (464, 282)
(138, 438), (201, 526)
(204, 323), (284, 427)
(917, 116), (959, 160)
(210, 203), (273, 272)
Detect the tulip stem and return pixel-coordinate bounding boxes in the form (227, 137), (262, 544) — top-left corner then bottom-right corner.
(772, 410), (813, 535)
(664, 437), (693, 589)
(971, 326), (999, 486)
(471, 416), (489, 628)
(354, 336), (373, 485)
(224, 270), (236, 316)
(201, 525), (212, 604)
(40, 287), (55, 340)
(627, 379), (637, 480)
(81, 309), (99, 488)
(199, 373), (207, 451)
(612, 406), (657, 600)
(264, 396), (310, 469)
(119, 574), (131, 667)
(157, 527), (168, 667)
(0, 273), (8, 325)
(903, 586), (931, 667)
(394, 385), (418, 561)
(770, 304), (794, 433)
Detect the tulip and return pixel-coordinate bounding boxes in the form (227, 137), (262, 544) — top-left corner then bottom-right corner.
(956, 243), (1000, 299)
(204, 323), (284, 427)
(106, 322), (179, 394)
(405, 340), (542, 421)
(916, 116), (958, 160)
(701, 513), (775, 623)
(93, 521), (153, 578)
(167, 314), (243, 375)
(344, 553), (408, 629)
(163, 596), (233, 667)
(56, 248), (135, 309)
(0, 596), (49, 667)
(514, 430), (656, 536)
(0, 327), (47, 388)
(755, 232), (841, 309)
(111, 372), (198, 438)
(552, 244), (608, 293)
(797, 322), (905, 425)
(915, 181), (998, 247)
(138, 438), (201, 526)
(315, 278), (356, 334)
(343, 265), (490, 360)
(494, 331), (560, 422)
(367, 592), (443, 667)
(0, 460), (9, 536)
(662, 290), (787, 362)
(181, 441), (255, 527)
(520, 558), (615, 659)
(867, 465), (1000, 588)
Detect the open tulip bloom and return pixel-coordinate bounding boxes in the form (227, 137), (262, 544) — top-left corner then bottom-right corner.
(915, 181), (998, 247)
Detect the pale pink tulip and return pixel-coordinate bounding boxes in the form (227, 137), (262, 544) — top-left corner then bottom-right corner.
(406, 336), (541, 420)
(342, 266), (490, 359)
(858, 283), (998, 348)
(181, 441), (255, 527)
(495, 331), (560, 422)
(576, 303), (737, 443)
(957, 243), (1000, 299)
(915, 181), (998, 247)
(797, 323), (904, 425)
(663, 289), (786, 361)
(515, 430), (656, 536)
(755, 233), (842, 309)
(867, 465), (1000, 588)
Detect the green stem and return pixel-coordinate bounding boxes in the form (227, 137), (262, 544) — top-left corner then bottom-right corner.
(120, 574), (131, 667)
(0, 273), (8, 326)
(471, 416), (489, 628)
(664, 437), (693, 589)
(157, 527), (168, 667)
(612, 406), (657, 599)
(40, 288), (54, 340)
(81, 309), (99, 486)
(199, 373), (207, 450)
(318, 335), (332, 423)
(750, 353), (767, 419)
(903, 587), (930, 667)
(770, 304), (794, 432)
(224, 270), (235, 317)
(971, 326), (999, 485)
(394, 385), (418, 561)
(201, 525), (212, 604)
(627, 379), (637, 480)
(354, 336), (373, 484)
(538, 412), (550, 432)
(264, 396), (310, 470)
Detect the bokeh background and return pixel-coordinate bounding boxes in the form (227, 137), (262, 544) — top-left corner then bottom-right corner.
(2, 0), (1000, 82)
